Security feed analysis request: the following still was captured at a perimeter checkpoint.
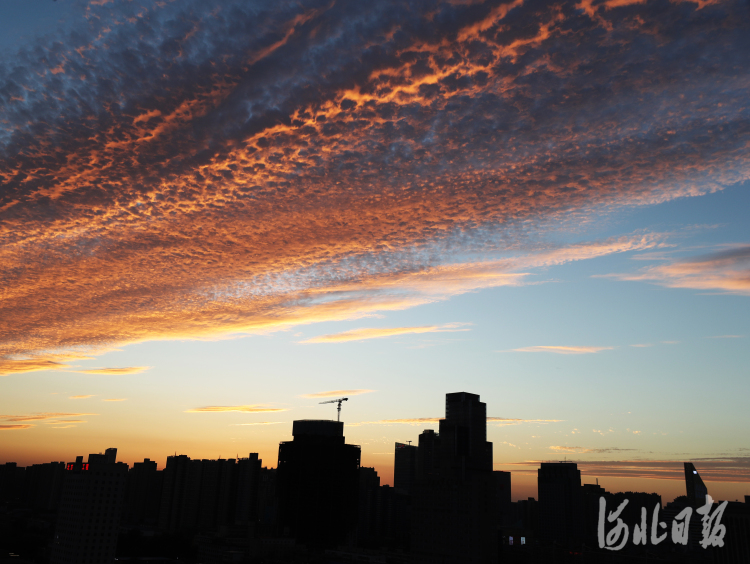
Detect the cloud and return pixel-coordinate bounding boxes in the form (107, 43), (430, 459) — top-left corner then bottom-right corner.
(0, 424), (34, 430)
(550, 446), (637, 454)
(604, 246), (750, 295)
(185, 405), (287, 413)
(300, 389), (375, 398)
(302, 323), (470, 343)
(75, 367), (150, 375)
(69, 394), (94, 399)
(707, 334), (744, 339)
(230, 421), (285, 426)
(44, 419), (87, 425)
(502, 458), (750, 482)
(508, 346), (613, 354)
(0, 0), (748, 373)
(352, 416), (563, 426)
(348, 418), (439, 427)
(488, 417), (565, 425)
(103, 398), (127, 402)
(0, 412), (97, 422)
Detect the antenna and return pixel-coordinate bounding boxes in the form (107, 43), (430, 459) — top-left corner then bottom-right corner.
(319, 397), (349, 421)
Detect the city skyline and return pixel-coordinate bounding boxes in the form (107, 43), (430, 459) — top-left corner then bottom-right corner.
(2, 0), (749, 508)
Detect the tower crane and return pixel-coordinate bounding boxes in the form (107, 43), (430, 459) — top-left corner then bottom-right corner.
(319, 397), (348, 421)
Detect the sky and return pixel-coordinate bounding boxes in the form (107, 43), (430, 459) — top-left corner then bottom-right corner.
(1, 0), (749, 503)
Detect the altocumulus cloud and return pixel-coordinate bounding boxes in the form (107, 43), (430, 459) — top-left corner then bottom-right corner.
(1, 0), (749, 375)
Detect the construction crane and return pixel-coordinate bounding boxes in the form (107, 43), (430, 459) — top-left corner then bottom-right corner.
(319, 397), (348, 421)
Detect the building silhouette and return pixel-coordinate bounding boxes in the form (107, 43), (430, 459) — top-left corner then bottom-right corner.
(276, 419), (361, 549)
(394, 442), (417, 494)
(50, 448), (127, 564)
(537, 461), (583, 546)
(685, 461), (708, 507)
(410, 392), (498, 564)
(123, 458), (162, 528)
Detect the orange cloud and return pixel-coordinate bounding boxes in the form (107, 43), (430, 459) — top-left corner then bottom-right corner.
(230, 422), (285, 426)
(0, 236), (655, 375)
(352, 416), (563, 426)
(0, 0), (746, 377)
(300, 390), (375, 398)
(44, 419), (87, 425)
(603, 246), (750, 295)
(103, 398), (127, 402)
(0, 424), (34, 430)
(76, 367), (150, 375)
(302, 323), (470, 343)
(0, 412), (97, 422)
(509, 346), (613, 354)
(185, 405), (287, 413)
(69, 395), (94, 399)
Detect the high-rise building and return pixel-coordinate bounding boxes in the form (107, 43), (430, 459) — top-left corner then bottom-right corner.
(235, 453), (262, 531)
(0, 462), (25, 504)
(494, 470), (511, 528)
(22, 461), (66, 512)
(685, 462), (708, 507)
(394, 442), (417, 494)
(411, 392), (498, 564)
(356, 467), (381, 546)
(157, 454), (238, 534)
(123, 458), (162, 527)
(415, 429), (439, 479)
(276, 419), (361, 549)
(538, 461), (583, 546)
(50, 448), (128, 564)
(438, 392), (493, 479)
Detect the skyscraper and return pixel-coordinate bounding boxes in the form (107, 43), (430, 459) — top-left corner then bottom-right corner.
(411, 392), (498, 564)
(50, 448), (128, 564)
(276, 419), (361, 549)
(394, 442), (417, 494)
(685, 462), (708, 507)
(538, 461), (583, 546)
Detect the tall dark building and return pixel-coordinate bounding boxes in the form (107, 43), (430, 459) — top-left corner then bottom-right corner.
(157, 454), (238, 533)
(235, 453), (262, 531)
(276, 419), (361, 549)
(415, 429), (439, 479)
(0, 462), (25, 504)
(685, 462), (708, 507)
(50, 448), (128, 564)
(124, 458), (162, 527)
(494, 470), (511, 528)
(394, 442), (417, 494)
(538, 461), (583, 546)
(411, 392), (498, 564)
(22, 461), (66, 512)
(356, 467), (381, 546)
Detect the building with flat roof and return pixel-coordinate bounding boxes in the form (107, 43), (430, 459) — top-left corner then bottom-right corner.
(277, 419), (361, 549)
(50, 448), (128, 564)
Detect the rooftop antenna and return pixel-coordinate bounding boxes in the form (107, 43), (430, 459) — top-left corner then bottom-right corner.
(319, 397), (348, 421)
(407, 440), (412, 445)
